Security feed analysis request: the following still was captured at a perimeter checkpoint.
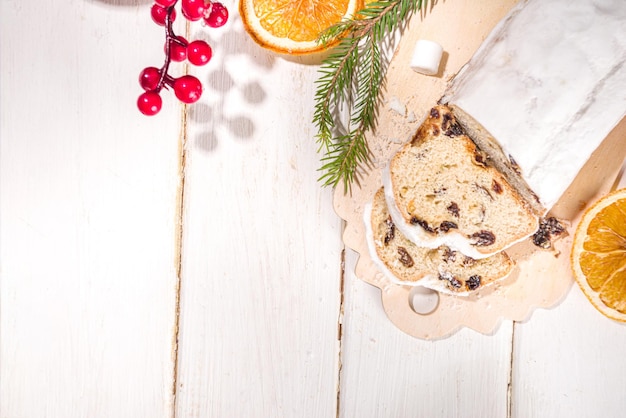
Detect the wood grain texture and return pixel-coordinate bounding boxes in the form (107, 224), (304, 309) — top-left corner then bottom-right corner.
(338, 249), (513, 418)
(172, 6), (344, 415)
(2, 0), (626, 417)
(511, 142), (626, 418)
(512, 284), (626, 418)
(0, 1), (182, 416)
(618, 159), (626, 189)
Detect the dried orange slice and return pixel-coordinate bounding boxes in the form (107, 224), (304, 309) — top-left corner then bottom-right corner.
(571, 188), (626, 322)
(240, 0), (362, 55)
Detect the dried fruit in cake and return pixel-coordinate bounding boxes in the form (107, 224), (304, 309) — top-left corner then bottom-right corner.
(532, 216), (566, 249)
(365, 188), (514, 295)
(239, 0), (362, 55)
(571, 188), (626, 322)
(383, 105), (540, 259)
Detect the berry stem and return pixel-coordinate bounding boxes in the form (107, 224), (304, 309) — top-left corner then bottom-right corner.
(157, 4), (179, 92)
(138, 0), (228, 115)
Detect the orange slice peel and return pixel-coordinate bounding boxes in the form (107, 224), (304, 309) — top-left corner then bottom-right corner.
(240, 0), (363, 55)
(571, 188), (626, 322)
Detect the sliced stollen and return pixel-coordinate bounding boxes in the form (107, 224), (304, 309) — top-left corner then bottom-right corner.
(365, 188), (514, 295)
(440, 0), (626, 211)
(383, 105), (541, 259)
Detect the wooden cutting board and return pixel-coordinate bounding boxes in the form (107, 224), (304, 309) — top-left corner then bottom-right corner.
(333, 0), (626, 339)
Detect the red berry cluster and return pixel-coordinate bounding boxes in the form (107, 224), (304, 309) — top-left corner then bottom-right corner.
(137, 0), (229, 116)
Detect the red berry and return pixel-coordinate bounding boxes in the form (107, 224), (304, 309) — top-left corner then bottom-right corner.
(167, 36), (188, 62)
(204, 2), (228, 28)
(187, 40), (212, 66)
(139, 67), (162, 91)
(137, 91), (163, 115)
(154, 0), (176, 7)
(173, 75), (202, 104)
(150, 4), (176, 26)
(181, 0), (207, 21)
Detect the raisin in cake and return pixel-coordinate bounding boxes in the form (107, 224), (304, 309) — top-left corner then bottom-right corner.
(383, 105), (541, 259)
(440, 0), (626, 210)
(365, 188), (514, 295)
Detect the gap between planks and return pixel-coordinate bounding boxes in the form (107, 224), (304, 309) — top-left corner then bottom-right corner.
(171, 102), (189, 418)
(170, 21), (193, 418)
(507, 322), (517, 418)
(167, 96), (348, 418)
(336, 247), (347, 418)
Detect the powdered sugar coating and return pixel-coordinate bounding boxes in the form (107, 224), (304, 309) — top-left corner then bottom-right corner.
(443, 0), (626, 209)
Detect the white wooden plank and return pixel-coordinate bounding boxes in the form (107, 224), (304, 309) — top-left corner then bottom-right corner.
(339, 249), (514, 418)
(512, 284), (626, 418)
(173, 8), (344, 415)
(0, 1), (182, 416)
(511, 154), (626, 418)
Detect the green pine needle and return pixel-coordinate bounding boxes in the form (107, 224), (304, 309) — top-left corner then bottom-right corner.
(313, 0), (431, 191)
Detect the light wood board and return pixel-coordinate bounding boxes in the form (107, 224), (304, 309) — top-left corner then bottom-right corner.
(334, 0), (626, 339)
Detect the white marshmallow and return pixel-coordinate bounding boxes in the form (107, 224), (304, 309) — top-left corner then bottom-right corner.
(410, 40), (443, 76)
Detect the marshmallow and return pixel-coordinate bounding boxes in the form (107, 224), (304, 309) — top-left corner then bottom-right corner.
(410, 40), (443, 76)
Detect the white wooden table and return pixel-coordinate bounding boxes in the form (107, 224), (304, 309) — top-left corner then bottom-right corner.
(2, 1), (626, 417)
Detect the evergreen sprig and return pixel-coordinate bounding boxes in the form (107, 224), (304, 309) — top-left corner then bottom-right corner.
(313, 0), (431, 191)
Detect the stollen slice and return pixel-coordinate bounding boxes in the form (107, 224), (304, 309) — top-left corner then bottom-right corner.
(383, 105), (540, 259)
(365, 188), (515, 295)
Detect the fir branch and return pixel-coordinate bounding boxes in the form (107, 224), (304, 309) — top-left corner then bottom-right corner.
(313, 0), (430, 191)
